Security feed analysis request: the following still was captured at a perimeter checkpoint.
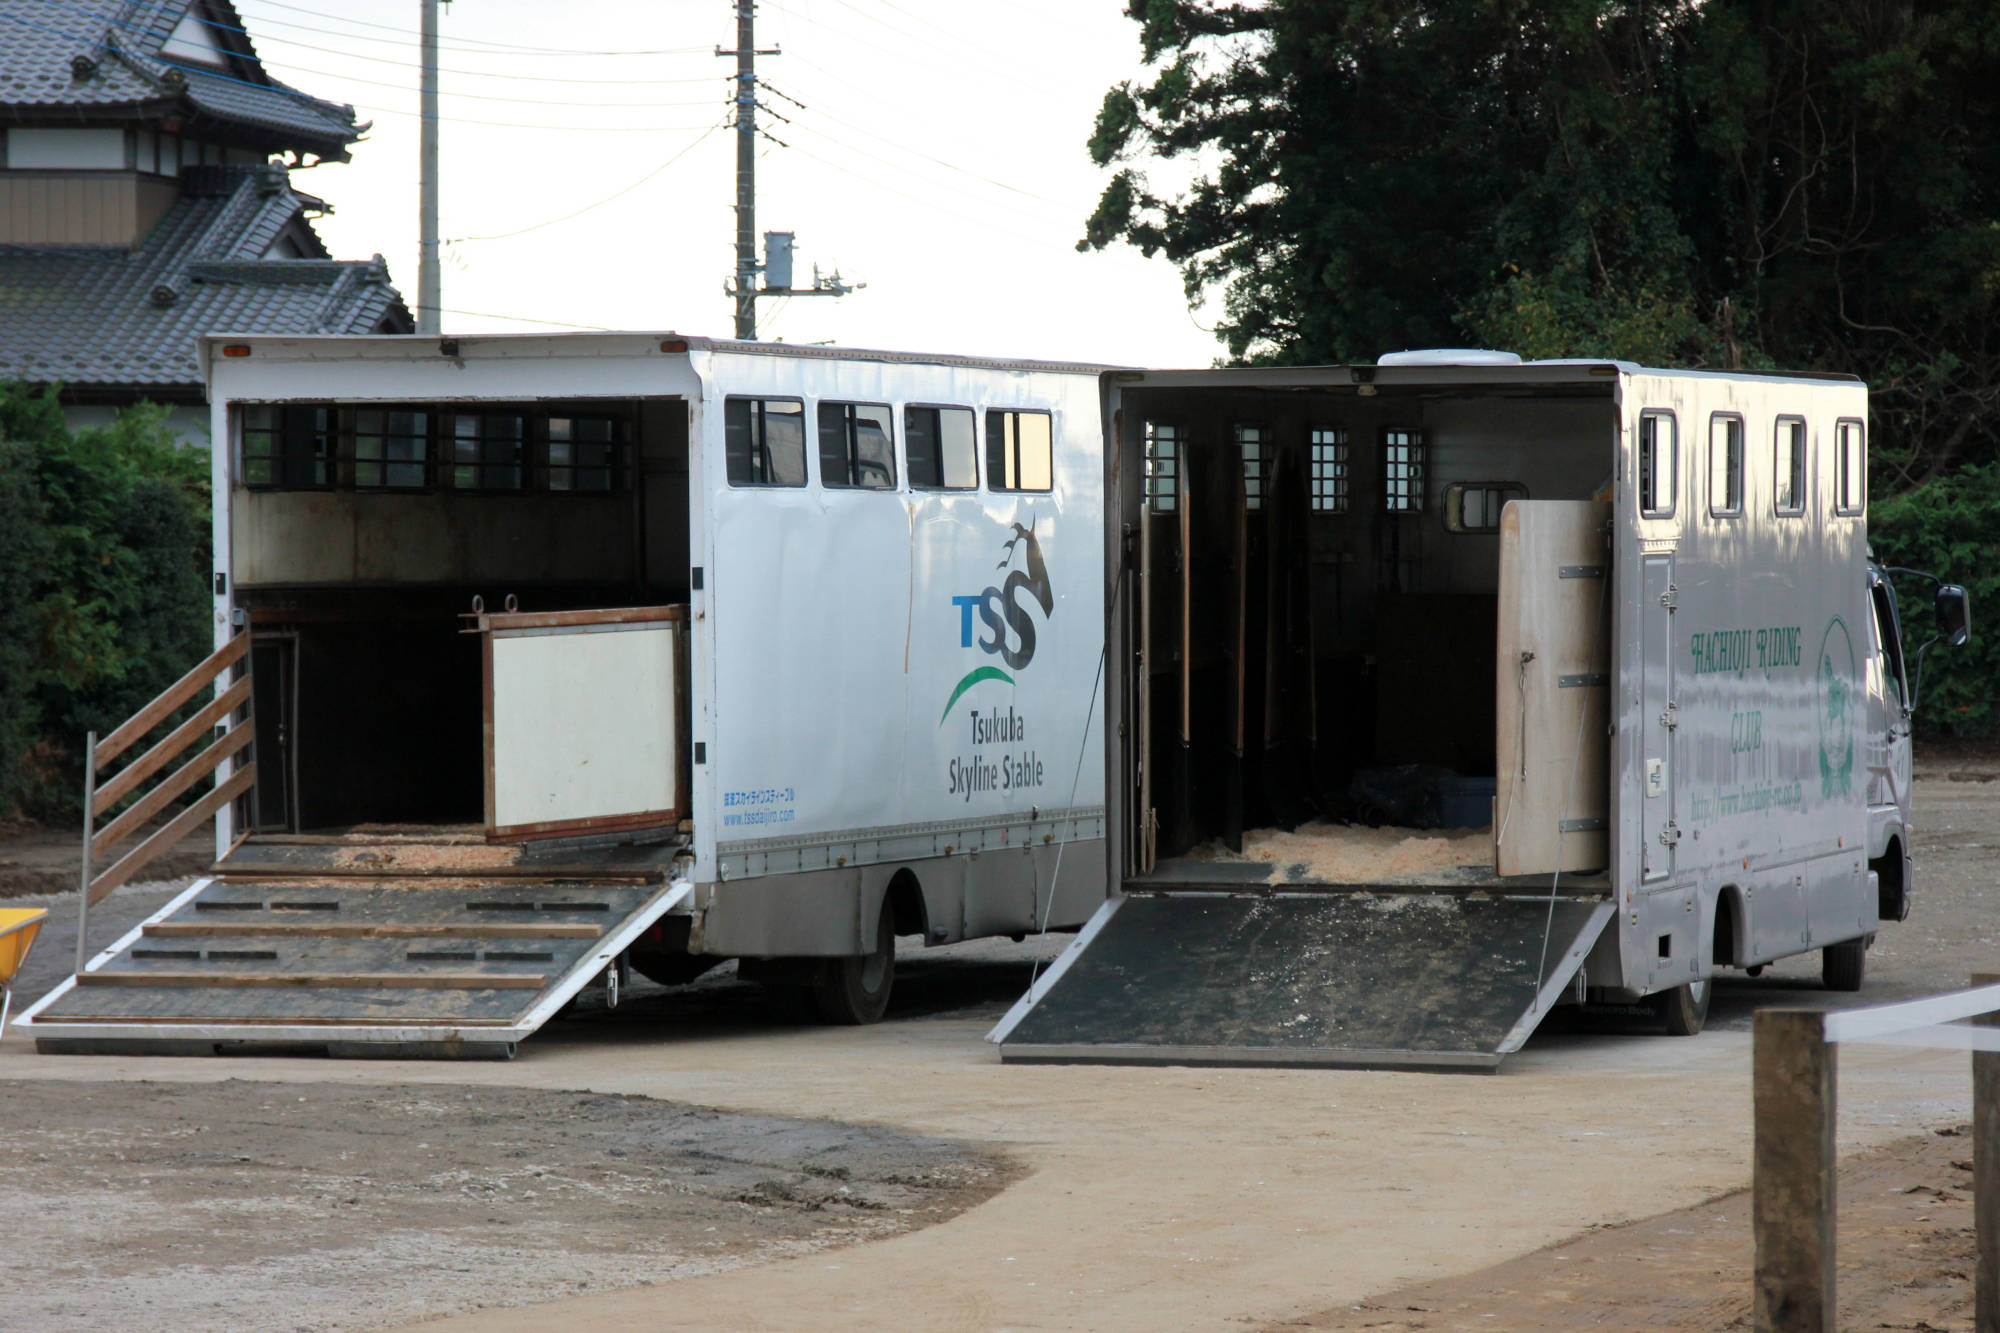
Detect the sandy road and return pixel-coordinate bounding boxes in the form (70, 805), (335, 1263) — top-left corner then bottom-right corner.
(1, 766), (1995, 1331)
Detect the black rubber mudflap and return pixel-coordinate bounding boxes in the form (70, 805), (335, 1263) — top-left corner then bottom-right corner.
(988, 892), (1615, 1071)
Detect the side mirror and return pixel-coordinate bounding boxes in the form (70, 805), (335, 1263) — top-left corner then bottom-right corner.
(1936, 584), (1971, 648)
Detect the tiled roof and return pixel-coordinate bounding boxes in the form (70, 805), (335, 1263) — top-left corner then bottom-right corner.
(0, 165), (411, 390)
(0, 0), (361, 156)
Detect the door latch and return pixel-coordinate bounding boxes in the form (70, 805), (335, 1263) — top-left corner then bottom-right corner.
(1658, 701), (1679, 731)
(1659, 584), (1679, 611)
(1658, 820), (1682, 848)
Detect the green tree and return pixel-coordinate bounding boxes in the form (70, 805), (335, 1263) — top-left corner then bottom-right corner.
(1084, 0), (2000, 486)
(0, 385), (210, 816)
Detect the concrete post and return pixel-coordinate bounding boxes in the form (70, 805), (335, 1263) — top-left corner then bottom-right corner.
(1754, 1007), (1836, 1333)
(1975, 973), (1999, 1333)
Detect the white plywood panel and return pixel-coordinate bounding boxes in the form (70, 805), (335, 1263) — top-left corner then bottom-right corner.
(490, 623), (678, 834)
(1495, 501), (1612, 876)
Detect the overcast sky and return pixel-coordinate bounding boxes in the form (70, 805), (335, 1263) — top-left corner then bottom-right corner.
(232, 0), (1226, 367)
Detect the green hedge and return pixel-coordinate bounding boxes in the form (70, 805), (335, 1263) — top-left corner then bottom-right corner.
(0, 384), (210, 818)
(1870, 464), (2000, 738)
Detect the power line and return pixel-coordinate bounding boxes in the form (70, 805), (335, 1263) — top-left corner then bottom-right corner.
(232, 0), (717, 58)
(785, 115), (1067, 229)
(236, 50), (729, 109)
(446, 120), (727, 243)
(438, 307), (619, 330)
(765, 73), (1066, 207)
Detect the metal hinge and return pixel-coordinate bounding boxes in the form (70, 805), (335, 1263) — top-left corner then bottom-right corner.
(1659, 584), (1679, 611)
(1658, 820), (1682, 848)
(1658, 701), (1679, 731)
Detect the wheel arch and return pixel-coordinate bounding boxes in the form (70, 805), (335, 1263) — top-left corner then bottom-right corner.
(1711, 884), (1748, 969)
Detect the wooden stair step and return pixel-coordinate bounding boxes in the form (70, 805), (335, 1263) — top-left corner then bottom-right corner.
(76, 971), (548, 991)
(143, 922), (602, 940)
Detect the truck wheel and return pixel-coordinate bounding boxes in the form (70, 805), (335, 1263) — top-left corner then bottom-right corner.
(812, 901), (895, 1025)
(1822, 936), (1868, 992)
(1654, 978), (1710, 1037)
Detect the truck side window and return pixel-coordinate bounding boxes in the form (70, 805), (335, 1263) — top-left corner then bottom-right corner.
(1145, 421), (1180, 513)
(354, 409), (430, 490)
(1708, 413), (1743, 517)
(1309, 428), (1348, 513)
(905, 405), (977, 490)
(987, 409), (1054, 492)
(1382, 427), (1425, 512)
(1639, 411), (1676, 518)
(1836, 418), (1866, 515)
(242, 404), (335, 489)
(1774, 416), (1807, 516)
(723, 396), (805, 487)
(1234, 423), (1267, 509)
(818, 402), (897, 490)
(546, 414), (627, 492)
(449, 412), (526, 491)
(1872, 581), (1907, 706)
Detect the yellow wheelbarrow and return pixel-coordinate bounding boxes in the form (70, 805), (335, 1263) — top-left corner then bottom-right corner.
(0, 907), (48, 1033)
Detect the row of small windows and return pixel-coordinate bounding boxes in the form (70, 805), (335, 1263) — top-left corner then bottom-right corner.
(1638, 411), (1864, 521)
(241, 405), (627, 493)
(1144, 422), (1421, 518)
(723, 397), (1054, 494)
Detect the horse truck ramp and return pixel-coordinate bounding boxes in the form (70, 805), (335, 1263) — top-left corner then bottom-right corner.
(17, 835), (689, 1059)
(988, 889), (1616, 1071)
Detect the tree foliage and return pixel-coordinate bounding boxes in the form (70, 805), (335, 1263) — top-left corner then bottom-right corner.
(0, 385), (210, 816)
(1084, 0), (2000, 489)
(1870, 466), (2000, 735)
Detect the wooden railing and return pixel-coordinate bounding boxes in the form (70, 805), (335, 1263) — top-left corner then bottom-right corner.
(75, 635), (256, 972)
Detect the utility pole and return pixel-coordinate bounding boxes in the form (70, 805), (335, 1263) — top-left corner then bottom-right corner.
(726, 0), (761, 340)
(717, 2), (859, 341)
(417, 0), (440, 335)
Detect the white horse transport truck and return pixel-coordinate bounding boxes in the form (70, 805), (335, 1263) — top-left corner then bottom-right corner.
(22, 334), (1114, 1057)
(19, 339), (1966, 1066)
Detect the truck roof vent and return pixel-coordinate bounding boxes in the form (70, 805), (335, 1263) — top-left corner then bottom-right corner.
(1375, 348), (1523, 367)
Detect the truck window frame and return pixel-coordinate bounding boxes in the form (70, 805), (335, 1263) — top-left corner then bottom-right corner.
(1708, 412), (1744, 518)
(1773, 415), (1807, 517)
(986, 408), (1055, 493)
(1638, 410), (1677, 519)
(1233, 422), (1269, 510)
(1144, 420), (1180, 513)
(723, 395), (807, 488)
(240, 403), (337, 490)
(817, 400), (898, 491)
(1381, 426), (1426, 513)
(1835, 417), (1867, 516)
(1870, 574), (1910, 710)
(1309, 426), (1349, 513)
(903, 402), (978, 491)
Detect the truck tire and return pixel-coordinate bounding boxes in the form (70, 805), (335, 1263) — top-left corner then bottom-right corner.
(812, 901), (895, 1025)
(1654, 978), (1710, 1037)
(1822, 936), (1868, 992)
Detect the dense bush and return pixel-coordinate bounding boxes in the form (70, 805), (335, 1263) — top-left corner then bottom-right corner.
(1870, 465), (2000, 738)
(0, 384), (210, 818)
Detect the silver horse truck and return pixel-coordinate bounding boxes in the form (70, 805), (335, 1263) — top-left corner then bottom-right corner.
(991, 352), (1970, 1069)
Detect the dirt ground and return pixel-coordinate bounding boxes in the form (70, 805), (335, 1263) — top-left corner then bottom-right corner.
(0, 816), (211, 898)
(1279, 1124), (1977, 1331)
(0, 1079), (1013, 1333)
(0, 754), (1996, 1331)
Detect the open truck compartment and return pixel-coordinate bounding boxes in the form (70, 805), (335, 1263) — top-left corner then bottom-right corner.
(1118, 375), (1614, 872)
(16, 387), (701, 1056)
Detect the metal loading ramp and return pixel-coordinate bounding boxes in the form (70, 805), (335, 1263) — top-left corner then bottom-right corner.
(988, 891), (1616, 1071)
(17, 837), (689, 1059)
